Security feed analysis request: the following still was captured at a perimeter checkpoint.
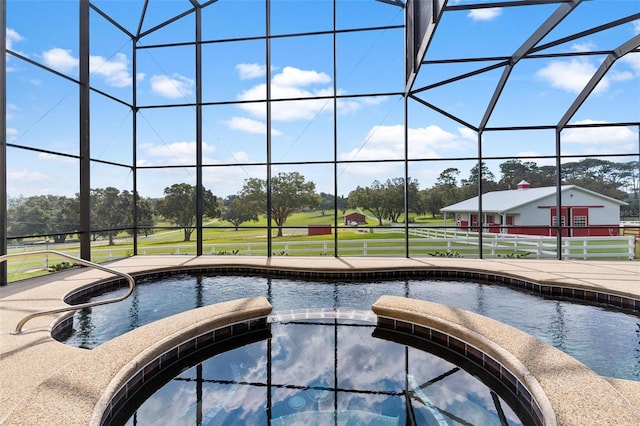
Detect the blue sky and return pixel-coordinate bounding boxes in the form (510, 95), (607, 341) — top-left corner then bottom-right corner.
(5, 0), (640, 199)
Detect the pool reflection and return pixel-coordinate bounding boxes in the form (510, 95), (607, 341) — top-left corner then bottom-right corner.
(125, 317), (524, 426)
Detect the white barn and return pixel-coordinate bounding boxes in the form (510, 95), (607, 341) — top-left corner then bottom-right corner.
(440, 181), (627, 237)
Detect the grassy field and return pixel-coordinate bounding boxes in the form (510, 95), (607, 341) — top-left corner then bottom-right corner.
(5, 210), (638, 283)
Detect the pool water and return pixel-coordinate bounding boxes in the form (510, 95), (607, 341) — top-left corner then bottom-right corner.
(64, 273), (640, 381)
(124, 316), (525, 426)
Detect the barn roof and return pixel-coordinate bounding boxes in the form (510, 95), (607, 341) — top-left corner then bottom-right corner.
(440, 185), (627, 213)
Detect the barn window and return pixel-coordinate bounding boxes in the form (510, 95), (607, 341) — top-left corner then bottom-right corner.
(573, 216), (587, 227)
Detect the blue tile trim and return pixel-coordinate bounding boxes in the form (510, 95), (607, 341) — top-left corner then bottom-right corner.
(99, 316), (268, 425)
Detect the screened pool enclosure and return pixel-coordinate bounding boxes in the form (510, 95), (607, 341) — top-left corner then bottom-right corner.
(2, 0), (640, 282)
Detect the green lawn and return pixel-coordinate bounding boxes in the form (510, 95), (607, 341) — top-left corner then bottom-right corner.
(5, 210), (637, 282)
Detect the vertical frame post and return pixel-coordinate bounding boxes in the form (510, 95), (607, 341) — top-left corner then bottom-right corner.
(79, 0), (91, 260)
(266, 0), (272, 256)
(1, 0), (7, 284)
(195, 5), (203, 256)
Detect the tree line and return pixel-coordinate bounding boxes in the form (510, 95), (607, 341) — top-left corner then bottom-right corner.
(417, 158), (638, 218)
(7, 159), (639, 244)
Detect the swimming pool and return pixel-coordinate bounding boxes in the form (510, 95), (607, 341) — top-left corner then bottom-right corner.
(61, 273), (640, 381)
(121, 315), (526, 425)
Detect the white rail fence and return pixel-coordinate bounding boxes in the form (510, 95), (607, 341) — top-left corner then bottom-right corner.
(7, 230), (635, 277)
(372, 227), (636, 260)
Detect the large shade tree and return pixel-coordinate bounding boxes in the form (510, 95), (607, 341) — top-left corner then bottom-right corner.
(89, 188), (155, 243)
(6, 195), (77, 243)
(561, 158), (632, 200)
(348, 177), (419, 225)
(91, 187), (132, 245)
(348, 182), (385, 226)
(239, 171), (319, 237)
(126, 194), (155, 238)
(498, 159), (550, 189)
(222, 196), (259, 230)
(156, 183), (220, 241)
(460, 161), (498, 199)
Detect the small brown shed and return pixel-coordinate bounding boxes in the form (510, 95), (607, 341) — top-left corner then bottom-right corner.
(344, 212), (366, 225)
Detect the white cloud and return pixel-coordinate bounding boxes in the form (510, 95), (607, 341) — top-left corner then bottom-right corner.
(37, 152), (76, 164)
(236, 63), (266, 80)
(150, 74), (194, 99)
(409, 124), (474, 156)
(457, 126), (477, 140)
(226, 116), (281, 136)
(90, 53), (132, 87)
(6, 128), (18, 142)
(7, 165), (79, 197)
(338, 124), (473, 174)
(620, 52), (640, 76)
(6, 28), (23, 50)
(232, 67), (387, 144)
(468, 8), (501, 21)
(239, 84), (334, 121)
(340, 124), (405, 163)
(335, 93), (385, 115)
(337, 97), (365, 115)
(271, 66), (331, 87)
(8, 167), (50, 182)
(41, 48), (135, 87)
(42, 47), (78, 72)
(138, 141), (215, 165)
(359, 96), (387, 106)
(562, 119), (636, 151)
(237, 66), (340, 121)
(202, 161), (254, 194)
(6, 103), (19, 121)
(273, 97), (333, 121)
(230, 151), (249, 162)
(536, 58), (609, 94)
(610, 70), (634, 82)
(570, 41), (596, 53)
(633, 20), (640, 35)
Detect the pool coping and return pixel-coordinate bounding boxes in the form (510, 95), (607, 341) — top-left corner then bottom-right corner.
(372, 295), (638, 425)
(1, 256), (639, 424)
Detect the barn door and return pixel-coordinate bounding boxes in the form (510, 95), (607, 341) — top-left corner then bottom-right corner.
(550, 207), (568, 236)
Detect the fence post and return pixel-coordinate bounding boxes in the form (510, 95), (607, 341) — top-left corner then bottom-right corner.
(582, 240), (588, 260)
(364, 242), (368, 256)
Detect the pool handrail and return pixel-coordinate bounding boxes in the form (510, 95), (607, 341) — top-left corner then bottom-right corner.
(1, 250), (135, 334)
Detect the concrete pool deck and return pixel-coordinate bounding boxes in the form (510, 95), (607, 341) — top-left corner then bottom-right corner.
(1, 256), (639, 424)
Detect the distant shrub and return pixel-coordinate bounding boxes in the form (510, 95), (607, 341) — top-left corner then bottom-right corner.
(48, 262), (78, 273)
(497, 252), (530, 259)
(214, 249), (240, 255)
(428, 250), (461, 258)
